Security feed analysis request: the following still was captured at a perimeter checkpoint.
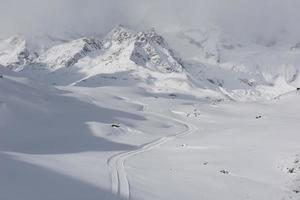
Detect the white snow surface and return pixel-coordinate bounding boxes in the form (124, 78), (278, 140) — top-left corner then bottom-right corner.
(0, 26), (300, 200)
(0, 35), (33, 70)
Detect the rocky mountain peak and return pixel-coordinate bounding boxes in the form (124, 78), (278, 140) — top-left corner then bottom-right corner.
(130, 28), (184, 73)
(137, 28), (166, 46)
(106, 25), (136, 44)
(37, 37), (103, 69)
(0, 35), (36, 70)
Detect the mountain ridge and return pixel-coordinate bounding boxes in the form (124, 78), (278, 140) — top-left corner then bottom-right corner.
(0, 25), (299, 101)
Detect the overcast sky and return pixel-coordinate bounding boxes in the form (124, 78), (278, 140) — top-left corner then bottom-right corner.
(0, 0), (299, 39)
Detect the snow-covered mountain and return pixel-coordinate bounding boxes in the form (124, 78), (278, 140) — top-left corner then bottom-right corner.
(160, 26), (300, 100)
(0, 26), (183, 74)
(0, 35), (37, 70)
(95, 25), (184, 73)
(0, 25), (299, 101)
(5, 26), (188, 91)
(164, 26), (300, 87)
(37, 37), (103, 69)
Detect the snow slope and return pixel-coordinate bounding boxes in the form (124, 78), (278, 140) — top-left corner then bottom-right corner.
(1, 25), (300, 200)
(126, 92), (300, 200)
(0, 66), (191, 199)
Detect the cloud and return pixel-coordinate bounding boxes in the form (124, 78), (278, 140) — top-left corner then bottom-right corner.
(0, 0), (299, 40)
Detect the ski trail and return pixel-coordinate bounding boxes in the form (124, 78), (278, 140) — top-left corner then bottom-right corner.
(107, 98), (198, 199)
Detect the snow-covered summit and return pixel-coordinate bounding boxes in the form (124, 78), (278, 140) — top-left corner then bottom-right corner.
(102, 25), (184, 73)
(105, 25), (136, 45)
(37, 37), (103, 69)
(0, 26), (184, 74)
(131, 28), (183, 73)
(1, 26), (299, 101)
(0, 35), (36, 70)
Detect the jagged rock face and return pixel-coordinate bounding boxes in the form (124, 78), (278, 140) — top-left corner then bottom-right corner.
(38, 37), (103, 69)
(1, 26), (184, 74)
(104, 26), (184, 73)
(130, 29), (183, 73)
(106, 26), (136, 45)
(0, 36), (36, 70)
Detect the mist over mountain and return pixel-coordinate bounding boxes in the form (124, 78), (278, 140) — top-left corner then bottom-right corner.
(1, 0), (300, 41)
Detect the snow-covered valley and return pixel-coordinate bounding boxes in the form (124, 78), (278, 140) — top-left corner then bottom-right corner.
(0, 25), (300, 200)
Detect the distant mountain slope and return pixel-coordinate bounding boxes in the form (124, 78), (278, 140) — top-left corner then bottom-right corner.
(37, 37), (103, 69)
(0, 26), (299, 101)
(14, 26), (188, 89)
(0, 26), (180, 75)
(0, 36), (36, 70)
(164, 27), (300, 87)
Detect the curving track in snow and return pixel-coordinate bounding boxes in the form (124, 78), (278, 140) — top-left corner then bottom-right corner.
(107, 98), (198, 199)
